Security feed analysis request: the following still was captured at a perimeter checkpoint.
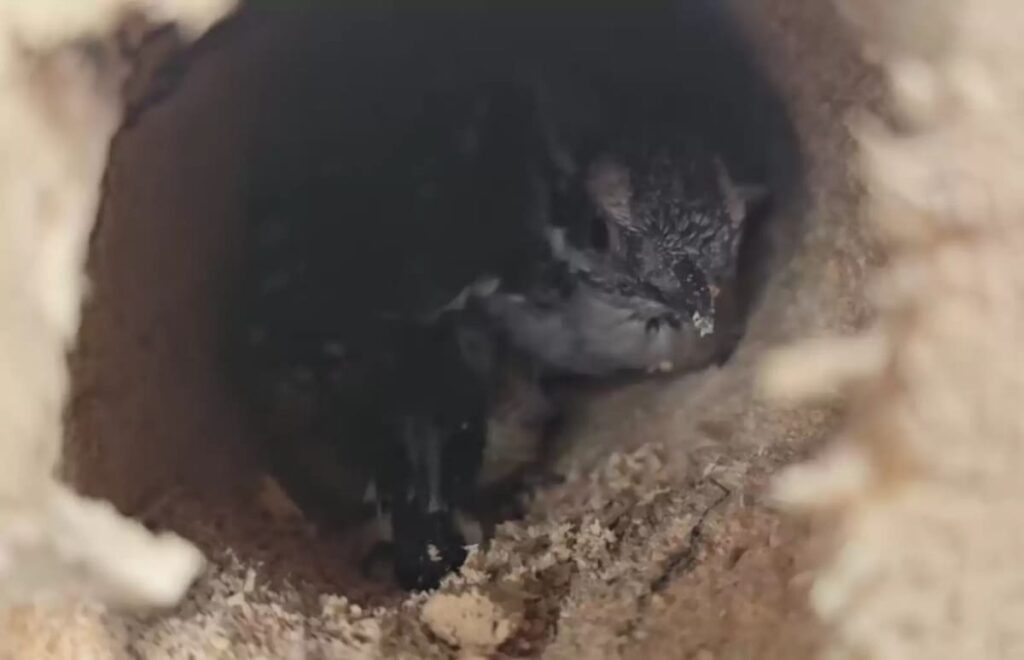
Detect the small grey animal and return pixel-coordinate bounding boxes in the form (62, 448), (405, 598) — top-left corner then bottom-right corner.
(482, 131), (767, 378)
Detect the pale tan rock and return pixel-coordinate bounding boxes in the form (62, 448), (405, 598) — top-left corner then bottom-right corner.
(421, 590), (519, 652)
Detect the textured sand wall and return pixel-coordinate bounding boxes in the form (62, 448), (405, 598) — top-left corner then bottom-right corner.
(764, 0), (1024, 657)
(0, 0), (232, 622)
(6, 0), (1014, 658)
(67, 1), (877, 657)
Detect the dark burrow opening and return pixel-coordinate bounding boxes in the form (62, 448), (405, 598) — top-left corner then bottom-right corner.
(67, 1), (804, 602)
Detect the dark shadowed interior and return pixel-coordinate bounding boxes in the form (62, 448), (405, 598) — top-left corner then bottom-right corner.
(65, 2), (803, 600)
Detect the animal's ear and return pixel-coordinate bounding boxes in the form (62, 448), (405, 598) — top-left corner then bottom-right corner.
(455, 322), (497, 376)
(714, 158), (771, 226)
(585, 156), (634, 257)
(586, 157), (633, 225)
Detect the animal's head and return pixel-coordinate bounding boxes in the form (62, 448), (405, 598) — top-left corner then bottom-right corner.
(585, 140), (768, 316)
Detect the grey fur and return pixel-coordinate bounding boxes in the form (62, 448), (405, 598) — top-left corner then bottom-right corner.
(477, 131), (765, 378)
(480, 227), (713, 376)
(587, 134), (765, 301)
(484, 283), (717, 376)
